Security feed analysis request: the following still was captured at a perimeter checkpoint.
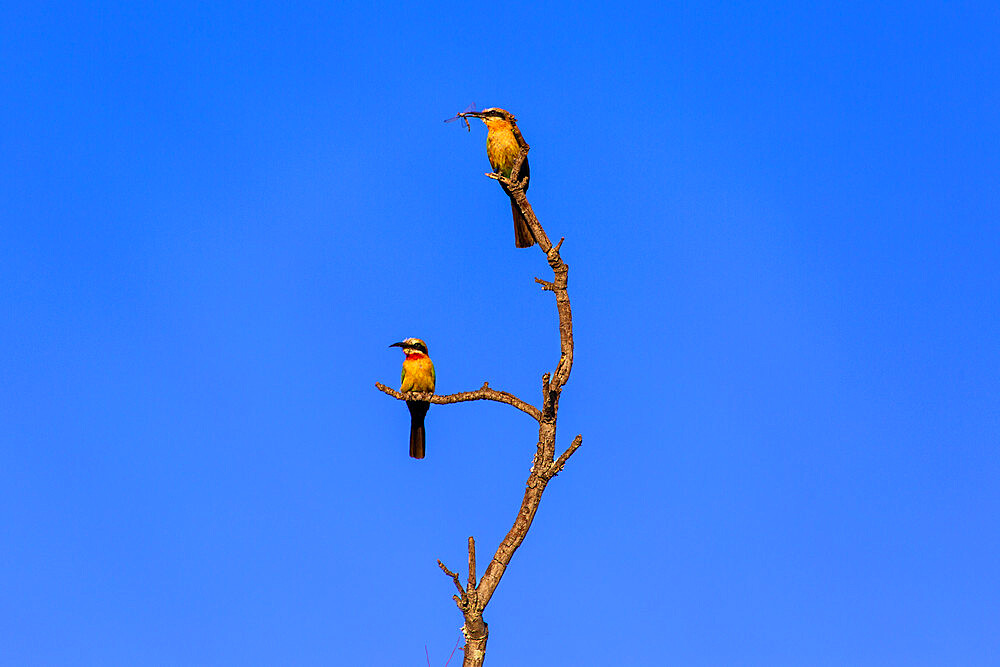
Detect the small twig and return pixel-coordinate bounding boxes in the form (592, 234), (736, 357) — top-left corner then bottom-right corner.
(426, 645), (431, 667)
(534, 277), (554, 291)
(547, 434), (583, 478)
(375, 382), (541, 421)
(438, 560), (464, 597)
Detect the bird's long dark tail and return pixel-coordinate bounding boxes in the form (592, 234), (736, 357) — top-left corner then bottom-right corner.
(511, 199), (535, 248)
(407, 401), (429, 459)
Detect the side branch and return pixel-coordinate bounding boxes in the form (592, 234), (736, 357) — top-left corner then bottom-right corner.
(438, 560), (464, 598)
(375, 382), (541, 421)
(547, 435), (583, 478)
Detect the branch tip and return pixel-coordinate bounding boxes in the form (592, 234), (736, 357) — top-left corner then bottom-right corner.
(534, 277), (554, 291)
(438, 559), (465, 596)
(467, 537), (477, 590)
(547, 434), (583, 478)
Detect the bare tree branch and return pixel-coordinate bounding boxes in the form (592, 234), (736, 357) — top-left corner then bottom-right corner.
(548, 434), (583, 478)
(438, 560), (464, 597)
(467, 537), (477, 593)
(380, 108), (581, 666)
(375, 381), (541, 421)
(459, 111), (580, 666)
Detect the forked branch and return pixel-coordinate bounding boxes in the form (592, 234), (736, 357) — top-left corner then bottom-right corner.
(453, 113), (582, 666)
(379, 109), (581, 667)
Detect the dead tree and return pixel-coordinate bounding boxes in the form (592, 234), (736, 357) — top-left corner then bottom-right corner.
(377, 109), (580, 666)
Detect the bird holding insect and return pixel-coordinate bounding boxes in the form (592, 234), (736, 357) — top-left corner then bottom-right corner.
(446, 105), (535, 248)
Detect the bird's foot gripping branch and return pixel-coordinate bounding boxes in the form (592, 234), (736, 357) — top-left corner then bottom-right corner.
(378, 107), (581, 667)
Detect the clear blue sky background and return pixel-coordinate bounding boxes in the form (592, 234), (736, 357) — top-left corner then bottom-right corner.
(2, 2), (998, 665)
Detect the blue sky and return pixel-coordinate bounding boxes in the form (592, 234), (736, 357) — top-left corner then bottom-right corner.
(2, 2), (998, 664)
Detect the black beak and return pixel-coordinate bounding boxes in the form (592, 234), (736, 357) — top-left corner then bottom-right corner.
(389, 341), (406, 348)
